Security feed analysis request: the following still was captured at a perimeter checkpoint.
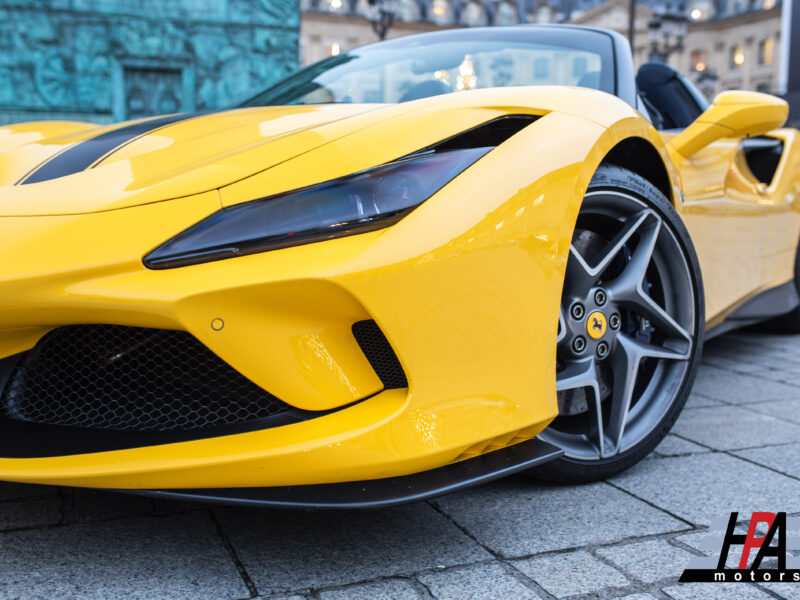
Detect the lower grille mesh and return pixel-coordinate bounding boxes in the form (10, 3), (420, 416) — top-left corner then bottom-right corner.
(1, 325), (292, 432)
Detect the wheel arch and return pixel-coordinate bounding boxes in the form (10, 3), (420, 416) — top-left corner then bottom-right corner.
(599, 137), (673, 202)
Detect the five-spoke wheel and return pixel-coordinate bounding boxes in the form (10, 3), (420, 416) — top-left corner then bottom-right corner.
(535, 166), (703, 482)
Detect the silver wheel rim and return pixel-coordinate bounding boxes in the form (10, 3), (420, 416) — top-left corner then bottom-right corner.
(539, 190), (696, 461)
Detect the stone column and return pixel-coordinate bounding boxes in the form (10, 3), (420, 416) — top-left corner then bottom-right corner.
(781, 0), (800, 125)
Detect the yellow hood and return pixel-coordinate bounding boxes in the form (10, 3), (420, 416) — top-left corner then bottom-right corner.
(0, 104), (386, 216)
(0, 86), (638, 217)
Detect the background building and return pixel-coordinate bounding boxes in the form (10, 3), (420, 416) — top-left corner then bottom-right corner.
(300, 0), (783, 99)
(0, 0), (299, 125)
(676, 0), (782, 96)
(300, 0), (599, 65)
(0, 0), (788, 126)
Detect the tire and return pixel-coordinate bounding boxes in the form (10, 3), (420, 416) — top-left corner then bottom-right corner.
(531, 164), (705, 483)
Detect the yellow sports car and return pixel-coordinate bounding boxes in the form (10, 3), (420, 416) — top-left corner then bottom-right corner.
(0, 25), (795, 508)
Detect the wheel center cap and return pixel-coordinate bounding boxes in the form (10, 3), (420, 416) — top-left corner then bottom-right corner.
(586, 311), (607, 339)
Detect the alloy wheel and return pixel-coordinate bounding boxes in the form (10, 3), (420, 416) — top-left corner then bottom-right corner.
(540, 190), (696, 461)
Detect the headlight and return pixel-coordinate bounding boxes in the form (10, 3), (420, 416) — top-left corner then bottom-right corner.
(144, 146), (489, 269)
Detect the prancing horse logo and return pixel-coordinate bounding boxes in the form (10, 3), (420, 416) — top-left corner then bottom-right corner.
(587, 311), (607, 339)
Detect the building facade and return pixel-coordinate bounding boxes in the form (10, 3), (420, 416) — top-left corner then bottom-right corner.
(677, 1), (782, 96)
(300, 0), (783, 99)
(0, 0), (299, 126)
(300, 0), (606, 65)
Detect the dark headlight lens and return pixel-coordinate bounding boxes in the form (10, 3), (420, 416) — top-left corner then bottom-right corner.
(144, 147), (489, 269)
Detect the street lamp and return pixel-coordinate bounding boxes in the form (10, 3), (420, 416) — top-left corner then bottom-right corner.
(648, 3), (688, 62)
(368, 0), (397, 40)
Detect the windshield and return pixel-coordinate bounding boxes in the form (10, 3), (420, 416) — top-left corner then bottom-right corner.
(243, 27), (616, 107)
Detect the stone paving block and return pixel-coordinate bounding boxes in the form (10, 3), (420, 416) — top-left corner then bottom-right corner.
(0, 513), (248, 599)
(215, 503), (490, 595)
(761, 582), (800, 599)
(0, 496), (61, 531)
(672, 405), (800, 450)
(662, 582), (774, 599)
(701, 355), (775, 376)
(676, 527), (766, 570)
(742, 398), (800, 426)
(66, 489), (157, 522)
(678, 516), (800, 570)
(512, 550), (629, 598)
(418, 562), (539, 600)
(772, 370), (800, 387)
(433, 478), (685, 557)
(608, 594), (660, 600)
(734, 442), (800, 479)
(683, 393), (724, 408)
(653, 435), (711, 457)
(319, 579), (422, 600)
(726, 332), (800, 346)
(611, 453), (800, 526)
(0, 482), (58, 501)
(595, 539), (697, 584)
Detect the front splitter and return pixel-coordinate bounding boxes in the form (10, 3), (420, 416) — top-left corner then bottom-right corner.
(125, 437), (563, 509)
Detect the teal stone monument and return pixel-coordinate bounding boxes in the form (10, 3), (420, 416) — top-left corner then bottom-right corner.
(0, 0), (299, 125)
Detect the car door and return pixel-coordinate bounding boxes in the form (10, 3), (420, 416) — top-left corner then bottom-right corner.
(673, 135), (772, 326)
(741, 131), (800, 295)
(637, 62), (785, 327)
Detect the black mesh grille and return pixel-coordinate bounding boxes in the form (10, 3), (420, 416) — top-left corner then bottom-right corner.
(1, 325), (293, 432)
(352, 320), (408, 390)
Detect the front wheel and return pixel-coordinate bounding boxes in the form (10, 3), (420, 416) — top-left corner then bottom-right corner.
(533, 165), (704, 483)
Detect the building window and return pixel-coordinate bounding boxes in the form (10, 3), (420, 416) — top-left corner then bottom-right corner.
(328, 42), (341, 56)
(533, 57), (549, 79)
(729, 45), (744, 69)
(396, 0), (420, 21)
(327, 0), (345, 11)
(759, 38), (774, 65)
(730, 0), (747, 13)
(496, 1), (517, 25)
(689, 0), (713, 21)
(354, 0), (371, 15)
(534, 3), (553, 23)
(573, 56), (588, 79)
(691, 50), (708, 72)
(756, 82), (771, 93)
(762, 0), (776, 9)
(430, 0), (453, 24)
(460, 2), (487, 26)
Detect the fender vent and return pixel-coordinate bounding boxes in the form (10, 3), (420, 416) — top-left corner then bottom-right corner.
(409, 114), (539, 157)
(352, 320), (408, 390)
(1, 325), (294, 432)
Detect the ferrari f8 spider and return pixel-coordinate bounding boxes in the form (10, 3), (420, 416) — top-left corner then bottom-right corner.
(0, 25), (795, 508)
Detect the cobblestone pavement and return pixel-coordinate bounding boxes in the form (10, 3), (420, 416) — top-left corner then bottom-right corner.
(2, 331), (800, 600)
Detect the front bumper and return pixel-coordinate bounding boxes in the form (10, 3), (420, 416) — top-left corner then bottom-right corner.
(0, 113), (600, 491)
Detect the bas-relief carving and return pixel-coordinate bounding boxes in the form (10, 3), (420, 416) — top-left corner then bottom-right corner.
(0, 0), (299, 124)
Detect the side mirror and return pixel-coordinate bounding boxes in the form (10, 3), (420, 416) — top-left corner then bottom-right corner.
(668, 91), (788, 161)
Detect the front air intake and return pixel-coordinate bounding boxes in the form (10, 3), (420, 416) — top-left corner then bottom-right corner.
(1, 325), (295, 432)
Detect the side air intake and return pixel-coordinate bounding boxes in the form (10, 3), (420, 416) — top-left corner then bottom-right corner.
(352, 320), (408, 390)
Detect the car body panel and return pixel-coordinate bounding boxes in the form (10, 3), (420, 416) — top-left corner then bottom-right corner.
(667, 128), (800, 325)
(0, 37), (797, 495)
(0, 87), (682, 489)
